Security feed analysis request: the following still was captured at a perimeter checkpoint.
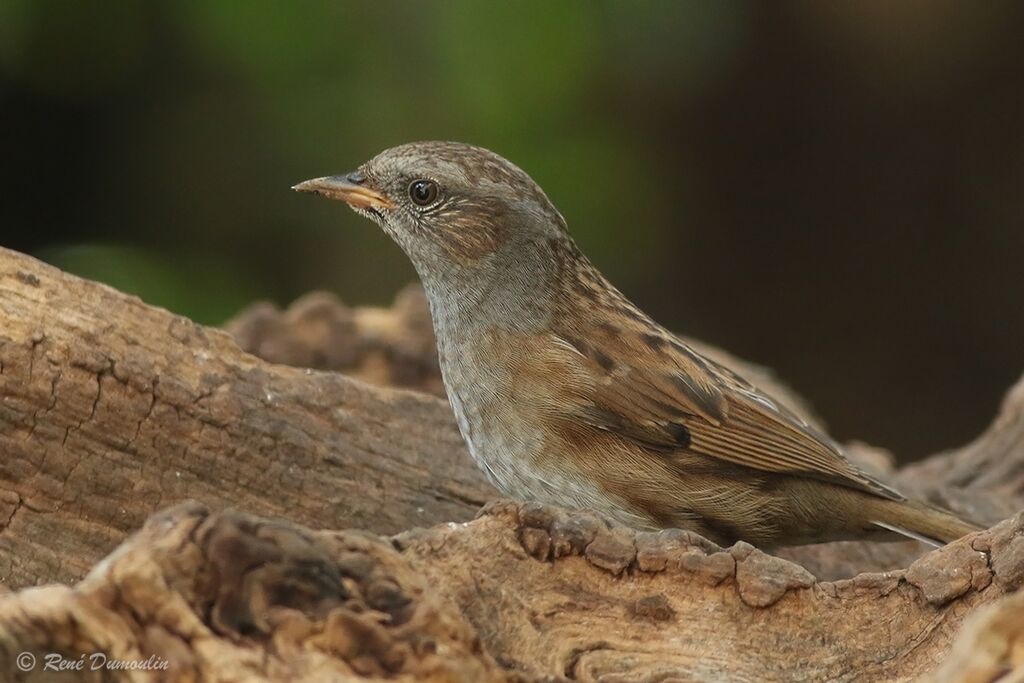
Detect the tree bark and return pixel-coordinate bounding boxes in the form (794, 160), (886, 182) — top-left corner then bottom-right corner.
(0, 501), (1021, 682)
(0, 247), (494, 589)
(0, 245), (1022, 681)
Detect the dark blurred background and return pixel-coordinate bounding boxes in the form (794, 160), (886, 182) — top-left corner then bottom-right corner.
(2, 1), (1022, 462)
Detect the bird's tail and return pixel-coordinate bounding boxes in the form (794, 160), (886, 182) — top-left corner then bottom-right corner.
(866, 497), (983, 547)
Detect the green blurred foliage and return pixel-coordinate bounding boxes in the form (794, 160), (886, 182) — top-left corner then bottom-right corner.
(3, 0), (736, 321)
(3, 1), (1024, 459)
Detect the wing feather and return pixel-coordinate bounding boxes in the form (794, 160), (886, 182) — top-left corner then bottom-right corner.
(556, 330), (901, 500)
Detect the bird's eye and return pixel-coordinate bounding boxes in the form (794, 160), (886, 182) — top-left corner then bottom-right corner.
(409, 179), (439, 206)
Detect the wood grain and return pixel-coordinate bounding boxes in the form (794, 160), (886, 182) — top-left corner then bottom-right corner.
(0, 245), (1022, 681)
(0, 247), (494, 589)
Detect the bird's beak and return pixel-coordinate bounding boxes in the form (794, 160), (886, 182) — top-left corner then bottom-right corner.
(291, 174), (394, 211)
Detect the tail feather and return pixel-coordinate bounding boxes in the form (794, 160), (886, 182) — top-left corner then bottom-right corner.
(867, 498), (982, 546)
(871, 520), (943, 547)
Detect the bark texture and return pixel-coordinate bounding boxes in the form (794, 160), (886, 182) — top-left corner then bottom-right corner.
(0, 245), (1022, 681)
(0, 248), (493, 589)
(0, 501), (1022, 682)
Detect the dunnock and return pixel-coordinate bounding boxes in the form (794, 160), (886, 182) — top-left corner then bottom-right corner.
(295, 141), (979, 548)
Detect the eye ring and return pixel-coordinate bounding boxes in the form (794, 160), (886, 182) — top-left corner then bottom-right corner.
(408, 179), (439, 206)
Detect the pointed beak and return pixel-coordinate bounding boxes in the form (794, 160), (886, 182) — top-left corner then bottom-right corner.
(291, 173), (394, 211)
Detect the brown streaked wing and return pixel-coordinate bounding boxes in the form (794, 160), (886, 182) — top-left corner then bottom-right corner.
(558, 332), (903, 501)
(553, 332), (726, 449)
(689, 386), (902, 500)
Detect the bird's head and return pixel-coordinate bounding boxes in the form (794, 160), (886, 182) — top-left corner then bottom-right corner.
(293, 142), (567, 278)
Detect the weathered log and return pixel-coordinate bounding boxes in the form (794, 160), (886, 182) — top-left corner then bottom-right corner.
(0, 247), (494, 589)
(0, 501), (1021, 682)
(224, 285), (445, 398)
(1, 244), (1023, 681)
(0, 502), (508, 682)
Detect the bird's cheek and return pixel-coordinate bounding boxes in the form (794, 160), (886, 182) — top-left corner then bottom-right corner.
(433, 217), (506, 264)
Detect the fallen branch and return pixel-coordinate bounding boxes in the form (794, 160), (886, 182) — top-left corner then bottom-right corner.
(1, 245), (1023, 681)
(0, 247), (494, 588)
(0, 501), (1021, 681)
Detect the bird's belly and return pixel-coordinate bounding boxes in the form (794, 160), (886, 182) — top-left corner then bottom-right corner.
(444, 377), (544, 493)
(444, 367), (654, 529)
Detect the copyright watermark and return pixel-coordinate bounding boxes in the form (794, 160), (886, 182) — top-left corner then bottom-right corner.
(16, 652), (169, 673)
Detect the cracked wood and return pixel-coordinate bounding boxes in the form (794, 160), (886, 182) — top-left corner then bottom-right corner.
(0, 245), (1023, 680)
(0, 247), (496, 589)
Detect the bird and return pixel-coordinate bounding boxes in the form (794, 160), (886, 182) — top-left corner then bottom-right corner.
(293, 141), (981, 549)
